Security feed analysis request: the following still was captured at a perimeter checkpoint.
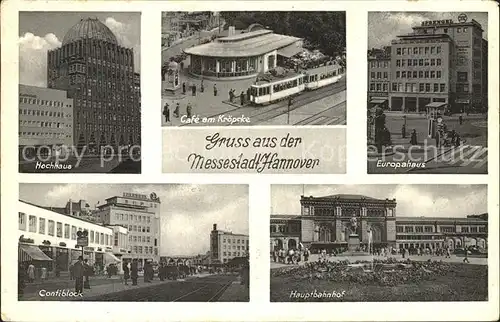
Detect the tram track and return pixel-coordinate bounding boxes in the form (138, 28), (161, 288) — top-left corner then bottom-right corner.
(227, 82), (346, 126)
(77, 274), (239, 302)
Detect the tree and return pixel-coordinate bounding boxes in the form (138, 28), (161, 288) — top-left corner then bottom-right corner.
(219, 12), (346, 57)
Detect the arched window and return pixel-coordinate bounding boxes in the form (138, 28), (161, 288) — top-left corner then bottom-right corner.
(319, 226), (331, 242)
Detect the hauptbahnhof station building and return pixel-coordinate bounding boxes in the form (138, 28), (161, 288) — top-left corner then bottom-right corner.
(271, 194), (488, 252)
(184, 26), (303, 80)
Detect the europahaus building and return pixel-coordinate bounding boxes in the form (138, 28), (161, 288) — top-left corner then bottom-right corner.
(270, 194), (488, 252)
(184, 26), (303, 80)
(47, 17), (141, 152)
(368, 14), (488, 113)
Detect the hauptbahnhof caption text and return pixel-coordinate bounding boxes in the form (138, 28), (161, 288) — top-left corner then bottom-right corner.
(187, 133), (320, 173)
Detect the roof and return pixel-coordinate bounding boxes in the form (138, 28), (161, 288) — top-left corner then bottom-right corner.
(63, 18), (118, 46)
(254, 69), (302, 85)
(277, 45), (304, 58)
(305, 63), (342, 75)
(270, 214), (301, 220)
(19, 199), (106, 227)
(184, 30), (301, 58)
(426, 102), (447, 108)
(397, 216), (487, 223)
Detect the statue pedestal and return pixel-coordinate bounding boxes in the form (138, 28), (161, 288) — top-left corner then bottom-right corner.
(348, 234), (360, 252)
(341, 234), (370, 256)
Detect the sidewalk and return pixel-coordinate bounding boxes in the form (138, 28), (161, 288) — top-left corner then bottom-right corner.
(218, 277), (250, 302)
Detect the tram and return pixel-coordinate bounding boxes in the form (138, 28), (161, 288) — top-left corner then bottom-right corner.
(249, 64), (344, 105)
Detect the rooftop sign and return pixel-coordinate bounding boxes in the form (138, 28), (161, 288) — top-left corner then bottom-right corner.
(123, 192), (148, 200)
(421, 19), (453, 26)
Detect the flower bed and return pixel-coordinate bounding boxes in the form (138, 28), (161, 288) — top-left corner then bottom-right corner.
(271, 258), (459, 287)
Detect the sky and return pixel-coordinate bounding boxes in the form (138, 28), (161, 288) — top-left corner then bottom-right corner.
(19, 12), (141, 87)
(271, 185), (487, 218)
(19, 184), (249, 256)
(368, 12), (488, 49)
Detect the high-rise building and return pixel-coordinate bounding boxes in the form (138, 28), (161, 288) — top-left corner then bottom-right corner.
(47, 17), (140, 152)
(377, 15), (487, 113)
(94, 192), (161, 268)
(210, 224), (249, 264)
(18, 85), (74, 157)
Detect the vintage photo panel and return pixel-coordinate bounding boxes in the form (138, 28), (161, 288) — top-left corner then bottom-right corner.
(19, 12), (142, 173)
(18, 184), (249, 302)
(161, 11), (346, 127)
(270, 184), (488, 302)
(367, 12), (488, 174)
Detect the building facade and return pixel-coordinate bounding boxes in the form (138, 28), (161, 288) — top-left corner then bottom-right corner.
(47, 17), (140, 152)
(18, 200), (124, 273)
(184, 29), (303, 80)
(367, 55), (391, 109)
(373, 15), (487, 113)
(210, 224), (249, 264)
(18, 85), (74, 156)
(389, 33), (454, 112)
(270, 194), (488, 252)
(94, 192), (161, 268)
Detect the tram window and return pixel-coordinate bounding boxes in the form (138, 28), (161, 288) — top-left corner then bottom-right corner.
(258, 86), (270, 96)
(303, 76), (308, 83)
(251, 87), (258, 96)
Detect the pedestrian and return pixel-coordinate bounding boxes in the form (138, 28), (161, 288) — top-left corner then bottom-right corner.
(27, 262), (35, 283)
(186, 103), (192, 119)
(131, 259), (138, 286)
(182, 82), (186, 94)
(69, 263), (74, 280)
(73, 256), (85, 294)
(304, 248), (309, 262)
(229, 89), (233, 102)
(159, 263), (165, 281)
(18, 263), (26, 299)
(144, 261), (150, 283)
(41, 266), (47, 281)
(180, 61), (184, 70)
(200, 80), (204, 93)
(192, 84), (196, 96)
(463, 249), (470, 263)
(174, 102), (180, 118)
(83, 259), (91, 289)
(163, 103), (170, 123)
(402, 124), (406, 138)
(246, 87), (251, 101)
(455, 133), (461, 147)
(123, 261), (130, 285)
(435, 129), (441, 148)
(459, 114), (463, 125)
(214, 84), (218, 96)
(240, 91), (245, 106)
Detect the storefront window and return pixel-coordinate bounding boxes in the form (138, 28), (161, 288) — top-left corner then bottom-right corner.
(19, 212), (26, 231)
(56, 222), (63, 237)
(39, 218), (46, 234)
(29, 215), (37, 232)
(48, 220), (55, 236)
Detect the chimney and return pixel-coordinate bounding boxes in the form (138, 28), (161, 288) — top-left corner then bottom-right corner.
(213, 224), (217, 231)
(69, 199), (73, 216)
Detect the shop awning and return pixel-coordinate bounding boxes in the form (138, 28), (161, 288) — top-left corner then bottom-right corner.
(103, 252), (121, 264)
(277, 45), (303, 58)
(370, 98), (387, 104)
(426, 102), (447, 108)
(19, 244), (53, 261)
